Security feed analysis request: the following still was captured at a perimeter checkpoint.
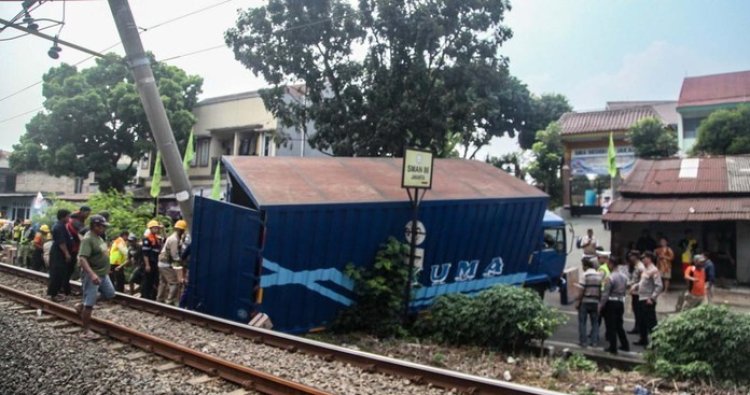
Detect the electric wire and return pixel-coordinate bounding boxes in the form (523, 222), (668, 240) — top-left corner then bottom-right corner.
(0, 3), (346, 125)
(0, 0), (240, 104)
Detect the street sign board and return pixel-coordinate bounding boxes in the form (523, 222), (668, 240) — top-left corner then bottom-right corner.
(402, 148), (434, 189)
(404, 220), (426, 246)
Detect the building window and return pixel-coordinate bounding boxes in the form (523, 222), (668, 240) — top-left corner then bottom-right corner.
(683, 118), (702, 139)
(196, 138), (210, 167)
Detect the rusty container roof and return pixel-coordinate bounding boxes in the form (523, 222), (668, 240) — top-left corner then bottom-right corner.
(223, 156), (547, 207)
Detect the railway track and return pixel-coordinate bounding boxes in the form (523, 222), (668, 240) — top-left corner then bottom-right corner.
(0, 263), (565, 395)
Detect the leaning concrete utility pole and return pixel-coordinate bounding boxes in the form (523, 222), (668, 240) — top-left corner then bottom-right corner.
(107, 0), (194, 227)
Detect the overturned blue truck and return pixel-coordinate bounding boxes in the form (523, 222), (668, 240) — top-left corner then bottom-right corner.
(185, 157), (568, 333)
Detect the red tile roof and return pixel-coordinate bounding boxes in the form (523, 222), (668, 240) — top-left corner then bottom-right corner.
(604, 197), (750, 222)
(559, 106), (659, 135)
(677, 70), (750, 108)
(223, 156), (546, 206)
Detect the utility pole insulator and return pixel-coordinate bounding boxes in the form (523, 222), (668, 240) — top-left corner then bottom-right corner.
(107, 0), (194, 229)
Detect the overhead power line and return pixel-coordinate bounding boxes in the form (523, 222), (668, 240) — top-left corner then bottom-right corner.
(0, 0), (239, 104)
(0, 7), (348, 126)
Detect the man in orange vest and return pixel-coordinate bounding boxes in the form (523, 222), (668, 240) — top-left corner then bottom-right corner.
(675, 255), (707, 312)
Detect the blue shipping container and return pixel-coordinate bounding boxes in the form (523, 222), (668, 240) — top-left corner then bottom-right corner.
(189, 156), (550, 333)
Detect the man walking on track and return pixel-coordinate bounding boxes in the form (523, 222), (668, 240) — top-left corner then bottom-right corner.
(74, 215), (116, 340)
(47, 209), (74, 302)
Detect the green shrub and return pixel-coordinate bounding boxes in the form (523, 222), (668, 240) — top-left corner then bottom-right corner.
(416, 285), (566, 350)
(34, 191), (172, 239)
(333, 237), (410, 337)
(646, 304), (750, 384)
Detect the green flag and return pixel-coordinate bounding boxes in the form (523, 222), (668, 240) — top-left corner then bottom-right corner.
(182, 130), (195, 170)
(211, 161), (222, 200)
(150, 151), (162, 198)
(607, 132), (617, 178)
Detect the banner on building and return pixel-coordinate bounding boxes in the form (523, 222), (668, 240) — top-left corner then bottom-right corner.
(571, 146), (636, 177)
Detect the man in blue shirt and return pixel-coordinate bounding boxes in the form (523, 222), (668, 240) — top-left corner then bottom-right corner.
(46, 209), (74, 301)
(701, 253), (716, 303)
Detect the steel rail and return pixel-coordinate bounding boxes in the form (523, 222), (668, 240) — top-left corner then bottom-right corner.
(0, 263), (564, 395)
(0, 282), (329, 395)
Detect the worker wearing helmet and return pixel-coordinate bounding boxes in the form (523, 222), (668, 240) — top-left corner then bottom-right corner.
(30, 224), (51, 272)
(17, 219), (34, 268)
(109, 230), (130, 293)
(157, 220), (187, 305)
(140, 220), (164, 300)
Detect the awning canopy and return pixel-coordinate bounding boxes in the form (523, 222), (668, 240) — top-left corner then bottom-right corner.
(604, 197), (750, 222)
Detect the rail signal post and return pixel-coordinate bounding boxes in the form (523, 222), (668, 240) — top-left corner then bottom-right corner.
(401, 148), (434, 323)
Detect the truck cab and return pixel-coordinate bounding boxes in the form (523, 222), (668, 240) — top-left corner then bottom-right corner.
(526, 211), (568, 295)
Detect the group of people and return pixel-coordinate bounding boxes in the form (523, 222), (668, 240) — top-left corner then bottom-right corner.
(8, 206), (192, 340)
(576, 228), (718, 353)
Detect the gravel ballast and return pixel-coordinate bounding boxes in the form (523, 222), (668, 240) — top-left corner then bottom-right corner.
(0, 297), (245, 395)
(0, 272), (449, 395)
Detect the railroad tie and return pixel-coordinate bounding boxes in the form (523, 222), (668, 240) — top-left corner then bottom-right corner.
(154, 362), (182, 372)
(107, 343), (127, 351)
(187, 375), (216, 385)
(19, 309), (38, 315)
(47, 321), (72, 329)
(222, 390), (251, 395)
(6, 305), (26, 311)
(61, 327), (82, 334)
(34, 315), (56, 322)
(124, 351), (149, 361)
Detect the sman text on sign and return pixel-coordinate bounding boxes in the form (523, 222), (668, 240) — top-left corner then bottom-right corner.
(402, 149), (434, 189)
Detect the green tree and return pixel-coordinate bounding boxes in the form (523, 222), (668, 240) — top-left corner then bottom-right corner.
(34, 191), (172, 240)
(10, 54), (203, 192)
(692, 105), (750, 155)
(518, 93), (572, 150)
(526, 122), (563, 207)
(225, 0), (532, 158)
(628, 117), (678, 158)
(487, 152), (525, 180)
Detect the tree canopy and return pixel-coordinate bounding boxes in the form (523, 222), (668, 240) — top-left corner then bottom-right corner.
(692, 105), (750, 155)
(225, 0), (534, 158)
(526, 122), (563, 207)
(518, 93), (572, 150)
(628, 117), (678, 159)
(10, 53), (203, 192)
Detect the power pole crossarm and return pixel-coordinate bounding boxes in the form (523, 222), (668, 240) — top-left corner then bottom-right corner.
(107, 0), (194, 228)
(0, 17), (105, 58)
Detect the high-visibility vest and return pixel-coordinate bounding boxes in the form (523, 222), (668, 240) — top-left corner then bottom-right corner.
(109, 237), (127, 266)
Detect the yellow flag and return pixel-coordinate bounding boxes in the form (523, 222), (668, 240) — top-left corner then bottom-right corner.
(608, 132), (617, 178)
(211, 161), (222, 200)
(183, 131), (195, 170)
(150, 151), (162, 198)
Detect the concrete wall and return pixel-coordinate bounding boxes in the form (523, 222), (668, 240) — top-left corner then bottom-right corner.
(193, 94), (277, 136)
(15, 171), (78, 194)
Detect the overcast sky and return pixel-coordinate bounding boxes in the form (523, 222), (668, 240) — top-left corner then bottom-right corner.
(1, 0), (749, 158)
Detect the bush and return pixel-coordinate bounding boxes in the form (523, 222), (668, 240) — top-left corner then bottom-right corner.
(34, 191), (172, 239)
(333, 237), (410, 337)
(646, 304), (750, 384)
(416, 285), (566, 350)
